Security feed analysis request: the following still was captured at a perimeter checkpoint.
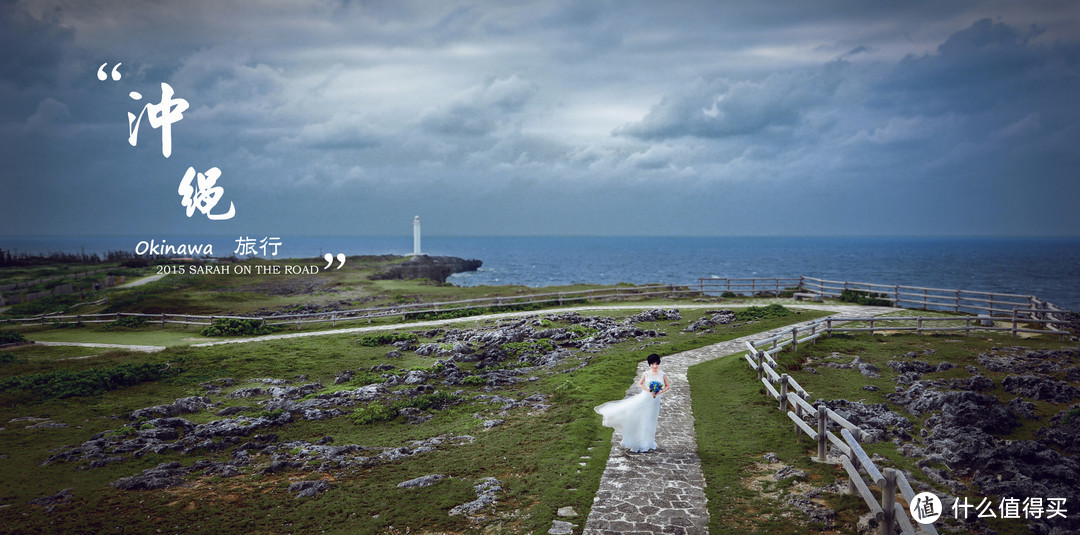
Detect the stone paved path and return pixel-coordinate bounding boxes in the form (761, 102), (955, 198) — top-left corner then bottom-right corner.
(580, 305), (888, 535)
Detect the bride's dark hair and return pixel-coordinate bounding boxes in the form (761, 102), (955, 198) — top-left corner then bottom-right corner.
(646, 353), (661, 365)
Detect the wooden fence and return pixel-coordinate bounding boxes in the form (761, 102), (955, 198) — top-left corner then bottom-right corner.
(744, 321), (939, 534)
(698, 277), (802, 297)
(742, 309), (1071, 534)
(699, 275), (1071, 338)
(1, 284), (700, 329)
(797, 276), (1063, 316)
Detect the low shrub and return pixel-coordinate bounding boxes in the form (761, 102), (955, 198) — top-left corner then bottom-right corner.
(353, 403), (398, 425)
(200, 318), (283, 337)
(259, 408), (286, 420)
(839, 289), (892, 306)
(104, 316), (149, 330)
(734, 304), (792, 321)
(356, 332), (418, 347)
(352, 391), (462, 426)
(462, 375), (487, 386)
(0, 362), (179, 400)
(396, 391), (458, 412)
(0, 330), (27, 345)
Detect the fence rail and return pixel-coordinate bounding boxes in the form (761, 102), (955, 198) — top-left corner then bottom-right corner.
(744, 322), (942, 534)
(739, 304), (1075, 532)
(698, 277), (802, 296)
(701, 275), (1071, 342)
(1, 284), (701, 329)
(799, 276), (1048, 316)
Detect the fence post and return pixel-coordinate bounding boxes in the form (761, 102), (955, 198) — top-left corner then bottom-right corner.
(848, 451), (859, 495)
(1012, 309), (1019, 338)
(793, 394), (803, 435)
(893, 285), (899, 308)
(756, 351), (764, 381)
(817, 405), (827, 462)
(826, 319), (832, 337)
(917, 317), (923, 336)
(965, 317), (971, 337)
(780, 374), (789, 411)
(161, 313), (166, 327)
(869, 318), (875, 336)
(954, 290), (960, 313)
(791, 327), (799, 353)
(881, 469), (897, 535)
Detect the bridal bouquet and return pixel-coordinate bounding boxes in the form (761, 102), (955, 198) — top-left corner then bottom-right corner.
(648, 381), (662, 395)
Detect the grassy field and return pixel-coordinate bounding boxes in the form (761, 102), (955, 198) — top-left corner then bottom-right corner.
(3, 260), (1076, 534)
(0, 294), (831, 533)
(690, 329), (1079, 534)
(1, 255), (634, 320)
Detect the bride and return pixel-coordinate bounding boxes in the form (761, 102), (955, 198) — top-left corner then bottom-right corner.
(594, 354), (670, 452)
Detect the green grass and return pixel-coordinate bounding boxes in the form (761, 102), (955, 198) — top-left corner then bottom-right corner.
(707, 329), (1079, 533)
(0, 305), (834, 533)
(691, 352), (864, 533)
(4, 255), (1071, 534)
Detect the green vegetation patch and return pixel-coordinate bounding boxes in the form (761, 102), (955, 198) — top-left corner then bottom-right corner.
(691, 353), (862, 533)
(103, 316), (149, 331)
(0, 362), (179, 400)
(0, 330), (28, 344)
(200, 318), (284, 337)
(356, 332), (418, 347)
(0, 302), (830, 533)
(839, 289), (892, 306)
(733, 304), (793, 322)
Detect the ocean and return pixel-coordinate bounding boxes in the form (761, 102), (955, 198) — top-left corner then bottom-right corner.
(3, 236), (1079, 311)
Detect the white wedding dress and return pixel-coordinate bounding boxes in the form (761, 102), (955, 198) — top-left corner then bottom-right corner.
(594, 370), (665, 452)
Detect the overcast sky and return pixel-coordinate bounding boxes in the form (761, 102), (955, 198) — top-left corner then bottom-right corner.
(2, 0), (1079, 238)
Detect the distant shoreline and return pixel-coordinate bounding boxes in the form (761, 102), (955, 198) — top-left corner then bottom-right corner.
(3, 236), (1078, 310)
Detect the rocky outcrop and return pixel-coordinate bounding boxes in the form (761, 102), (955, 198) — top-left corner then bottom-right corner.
(449, 477), (502, 516)
(370, 255), (482, 284)
(682, 310), (735, 332)
(288, 480), (330, 498)
(879, 346), (1080, 534)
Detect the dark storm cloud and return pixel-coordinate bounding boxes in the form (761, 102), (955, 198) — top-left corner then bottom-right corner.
(614, 62), (846, 140)
(1, 0), (1078, 237)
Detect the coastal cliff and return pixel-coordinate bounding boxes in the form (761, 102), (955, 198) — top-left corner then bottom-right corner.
(370, 255), (482, 284)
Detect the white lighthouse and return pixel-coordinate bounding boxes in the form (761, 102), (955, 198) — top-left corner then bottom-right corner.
(413, 216), (422, 256)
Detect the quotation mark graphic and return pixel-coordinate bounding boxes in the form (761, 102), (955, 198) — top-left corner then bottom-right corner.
(97, 62), (123, 81)
(324, 253), (347, 269)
